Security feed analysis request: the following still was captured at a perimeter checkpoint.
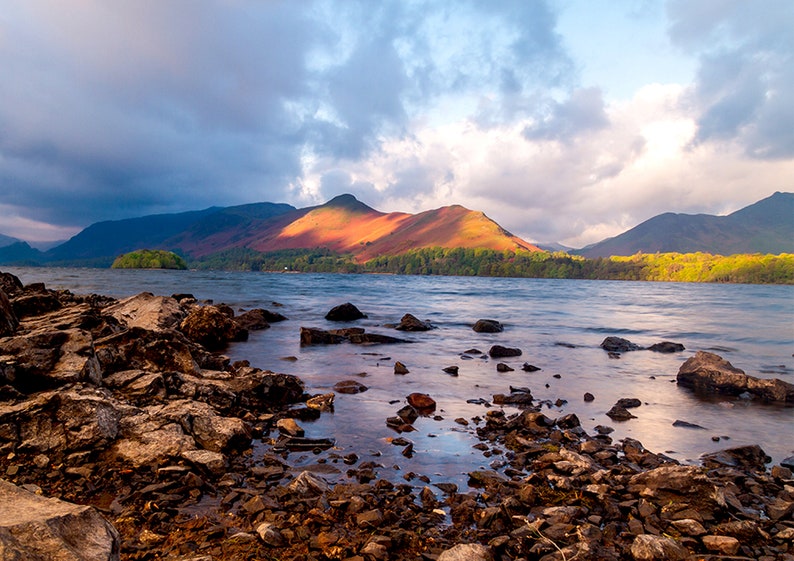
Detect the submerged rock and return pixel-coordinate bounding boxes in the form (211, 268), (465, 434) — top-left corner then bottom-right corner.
(600, 336), (642, 352)
(648, 341), (685, 353)
(488, 345), (522, 358)
(325, 302), (366, 321)
(395, 313), (434, 331)
(472, 319), (503, 333)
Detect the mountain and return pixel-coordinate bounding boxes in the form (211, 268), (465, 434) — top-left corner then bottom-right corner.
(0, 234), (21, 248)
(4, 194), (538, 265)
(578, 192), (794, 258)
(0, 242), (42, 264)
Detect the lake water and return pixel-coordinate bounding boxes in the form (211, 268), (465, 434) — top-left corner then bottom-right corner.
(5, 267), (793, 486)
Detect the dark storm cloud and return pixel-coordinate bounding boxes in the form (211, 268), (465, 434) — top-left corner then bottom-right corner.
(667, 0), (794, 159)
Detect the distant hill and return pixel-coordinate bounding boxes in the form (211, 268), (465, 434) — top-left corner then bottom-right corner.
(578, 192), (794, 258)
(0, 234), (21, 248)
(2, 194), (539, 266)
(0, 242), (42, 264)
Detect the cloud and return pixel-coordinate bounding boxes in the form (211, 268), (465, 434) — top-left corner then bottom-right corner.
(667, 0), (794, 159)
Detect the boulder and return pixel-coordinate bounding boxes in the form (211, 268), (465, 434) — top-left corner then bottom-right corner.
(488, 345), (522, 358)
(628, 465), (718, 510)
(677, 351), (794, 402)
(300, 327), (345, 345)
(648, 341), (685, 353)
(233, 309), (272, 331)
(103, 292), (185, 331)
(179, 306), (248, 350)
(0, 328), (101, 392)
(0, 479), (120, 561)
(93, 327), (201, 376)
(347, 332), (409, 345)
(325, 302), (366, 321)
(606, 405), (636, 421)
(407, 392), (436, 412)
(11, 292), (62, 319)
(472, 319), (503, 333)
(395, 313), (433, 331)
(600, 336), (642, 352)
(0, 271), (24, 297)
(0, 289), (18, 336)
(701, 444), (771, 471)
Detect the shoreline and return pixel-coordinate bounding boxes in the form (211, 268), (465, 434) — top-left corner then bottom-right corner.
(1, 271), (793, 560)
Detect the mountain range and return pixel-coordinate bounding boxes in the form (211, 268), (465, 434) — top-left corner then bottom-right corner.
(0, 191), (790, 266)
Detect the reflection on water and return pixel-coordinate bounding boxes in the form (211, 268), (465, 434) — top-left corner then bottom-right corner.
(6, 268), (794, 486)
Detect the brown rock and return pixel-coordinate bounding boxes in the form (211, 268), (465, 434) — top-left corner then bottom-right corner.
(407, 392), (436, 412)
(0, 288), (18, 336)
(473, 319), (503, 333)
(333, 380), (368, 394)
(325, 302), (366, 321)
(630, 534), (689, 560)
(394, 361), (409, 374)
(180, 306), (248, 350)
(300, 327), (345, 345)
(103, 292), (185, 331)
(396, 313), (433, 331)
(702, 535), (740, 555)
(233, 309), (272, 331)
(11, 292), (61, 319)
(488, 345), (522, 358)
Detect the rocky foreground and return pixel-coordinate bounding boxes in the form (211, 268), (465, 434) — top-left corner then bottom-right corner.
(0, 271), (793, 561)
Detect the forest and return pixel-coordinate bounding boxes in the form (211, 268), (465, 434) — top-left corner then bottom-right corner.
(190, 247), (794, 284)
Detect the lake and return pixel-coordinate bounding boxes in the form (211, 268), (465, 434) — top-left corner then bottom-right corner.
(5, 267), (793, 486)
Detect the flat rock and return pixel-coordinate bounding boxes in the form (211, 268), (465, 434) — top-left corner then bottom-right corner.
(181, 449), (227, 475)
(103, 292), (185, 331)
(0, 478), (120, 561)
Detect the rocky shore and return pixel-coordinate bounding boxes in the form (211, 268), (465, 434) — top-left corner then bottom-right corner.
(1, 270), (792, 561)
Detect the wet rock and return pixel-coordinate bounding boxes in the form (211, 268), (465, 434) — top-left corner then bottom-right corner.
(648, 341), (685, 353)
(300, 327), (345, 345)
(306, 392), (335, 411)
(276, 418), (304, 437)
(394, 361), (409, 374)
(583, 392), (595, 402)
(333, 380), (368, 394)
(287, 470), (330, 496)
(179, 305), (248, 350)
(182, 449), (227, 475)
(325, 302), (366, 321)
(443, 365), (459, 375)
(672, 419), (706, 429)
(616, 397), (642, 409)
(600, 336), (643, 353)
(0, 289), (18, 336)
(437, 543), (494, 561)
(407, 392), (436, 412)
(630, 534), (689, 560)
(701, 444), (771, 471)
(496, 363), (513, 372)
(256, 522), (285, 546)
(492, 392), (534, 406)
(348, 331), (409, 345)
(396, 313), (433, 331)
(488, 345), (522, 358)
(677, 351), (794, 402)
(233, 309), (272, 331)
(702, 535), (740, 555)
(473, 319), (503, 333)
(396, 405), (418, 424)
(103, 292), (185, 331)
(521, 363), (540, 372)
(606, 404), (637, 421)
(0, 479), (120, 561)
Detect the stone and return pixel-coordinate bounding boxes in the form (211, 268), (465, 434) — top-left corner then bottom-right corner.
(394, 361), (409, 374)
(233, 309), (272, 331)
(103, 292), (185, 331)
(496, 363), (514, 372)
(93, 327), (201, 376)
(648, 341), (685, 353)
(0, 478), (120, 561)
(0, 289), (18, 336)
(437, 543), (494, 561)
(672, 419), (706, 429)
(677, 351), (794, 402)
(333, 380), (368, 394)
(583, 392), (595, 401)
(616, 397), (642, 408)
(11, 292), (62, 319)
(181, 449), (227, 475)
(630, 534), (689, 560)
(702, 535), (741, 555)
(670, 518), (706, 536)
(407, 393), (436, 412)
(488, 345), (522, 358)
(521, 363), (541, 372)
(0, 271), (24, 297)
(299, 327), (345, 345)
(256, 522), (284, 546)
(701, 444), (771, 471)
(276, 418), (304, 437)
(306, 393), (335, 411)
(395, 313), (433, 331)
(287, 471), (330, 496)
(443, 365), (459, 375)
(601, 336), (642, 353)
(606, 405), (636, 421)
(179, 305), (248, 350)
(472, 319), (503, 333)
(325, 302), (366, 321)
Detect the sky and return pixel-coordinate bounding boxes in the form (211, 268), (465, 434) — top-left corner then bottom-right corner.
(1, 0), (792, 247)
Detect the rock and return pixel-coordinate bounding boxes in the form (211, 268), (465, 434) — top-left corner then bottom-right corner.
(648, 341), (685, 353)
(473, 319), (503, 333)
(0, 289), (18, 336)
(395, 313), (433, 331)
(672, 419), (706, 429)
(333, 380), (368, 394)
(394, 361), (409, 374)
(325, 302), (366, 321)
(300, 327), (345, 345)
(628, 465), (717, 510)
(677, 351), (794, 402)
(11, 292), (62, 319)
(600, 336), (642, 353)
(630, 534), (690, 560)
(496, 363), (514, 372)
(287, 471), (330, 496)
(488, 345), (522, 358)
(701, 444), (771, 471)
(670, 518), (706, 536)
(407, 393), (436, 412)
(93, 327), (201, 376)
(0, 479), (120, 561)
(179, 306), (248, 350)
(103, 292), (185, 331)
(437, 543), (494, 561)
(306, 393), (335, 411)
(0, 326), (102, 392)
(233, 309), (272, 331)
(521, 363), (540, 372)
(182, 449), (227, 475)
(0, 271), (24, 297)
(781, 455), (794, 469)
(276, 418), (304, 436)
(606, 405), (636, 421)
(583, 392), (595, 401)
(256, 522), (284, 546)
(443, 365), (459, 375)
(616, 397), (641, 409)
(702, 535), (741, 555)
(347, 331), (409, 345)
